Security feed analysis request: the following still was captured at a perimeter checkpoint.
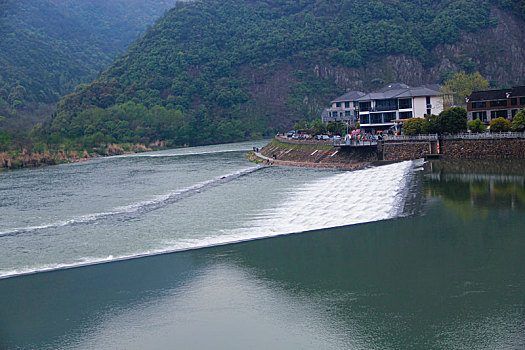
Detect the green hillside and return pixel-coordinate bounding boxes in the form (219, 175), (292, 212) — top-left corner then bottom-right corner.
(25, 0), (525, 150)
(0, 0), (177, 124)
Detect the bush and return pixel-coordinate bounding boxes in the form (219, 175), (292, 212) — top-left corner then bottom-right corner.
(490, 117), (511, 132)
(438, 107), (467, 134)
(403, 118), (428, 135)
(511, 109), (525, 132)
(467, 119), (487, 133)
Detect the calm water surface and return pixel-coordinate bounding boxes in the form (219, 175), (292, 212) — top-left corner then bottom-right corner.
(0, 142), (524, 349)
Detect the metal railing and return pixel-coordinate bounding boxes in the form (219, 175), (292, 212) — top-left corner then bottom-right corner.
(441, 132), (525, 140)
(334, 139), (377, 146)
(384, 134), (439, 141)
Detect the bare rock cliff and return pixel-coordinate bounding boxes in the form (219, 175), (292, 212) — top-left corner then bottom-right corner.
(315, 7), (525, 90)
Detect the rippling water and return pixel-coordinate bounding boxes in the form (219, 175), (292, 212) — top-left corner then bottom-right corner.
(0, 141), (418, 279)
(1, 142), (524, 349)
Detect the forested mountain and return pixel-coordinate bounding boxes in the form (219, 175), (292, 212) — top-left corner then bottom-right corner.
(0, 0), (178, 128)
(27, 0), (525, 149)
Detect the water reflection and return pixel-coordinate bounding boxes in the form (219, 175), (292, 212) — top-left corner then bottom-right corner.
(1, 160), (524, 349)
(425, 160), (525, 211)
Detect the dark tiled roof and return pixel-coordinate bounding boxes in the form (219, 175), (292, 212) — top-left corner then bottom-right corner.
(355, 84), (441, 101)
(466, 86), (525, 101)
(511, 86), (525, 97)
(467, 89), (510, 101)
(331, 91), (366, 103)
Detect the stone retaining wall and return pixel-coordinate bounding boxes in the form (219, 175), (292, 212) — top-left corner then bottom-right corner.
(382, 142), (431, 161)
(261, 138), (524, 170)
(440, 139), (525, 159)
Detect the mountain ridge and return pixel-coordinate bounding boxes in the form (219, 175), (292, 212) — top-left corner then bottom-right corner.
(0, 0), (178, 127)
(17, 0), (525, 148)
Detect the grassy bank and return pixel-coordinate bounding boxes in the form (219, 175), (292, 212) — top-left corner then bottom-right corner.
(0, 143), (152, 170)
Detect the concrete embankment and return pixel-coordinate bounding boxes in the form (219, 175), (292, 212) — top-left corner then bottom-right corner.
(258, 136), (525, 169)
(259, 139), (377, 169)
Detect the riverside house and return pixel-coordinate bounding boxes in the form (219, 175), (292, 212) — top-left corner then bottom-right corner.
(466, 86), (525, 123)
(323, 91), (366, 125)
(355, 83), (449, 133)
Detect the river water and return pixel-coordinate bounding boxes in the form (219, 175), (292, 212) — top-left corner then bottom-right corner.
(0, 141), (524, 349)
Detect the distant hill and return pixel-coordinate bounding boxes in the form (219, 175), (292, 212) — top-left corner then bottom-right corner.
(0, 0), (178, 130)
(32, 0), (525, 149)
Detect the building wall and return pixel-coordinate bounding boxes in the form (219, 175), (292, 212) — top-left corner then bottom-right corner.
(430, 96), (444, 115)
(466, 94), (525, 122)
(324, 100), (359, 123)
(413, 97), (427, 118)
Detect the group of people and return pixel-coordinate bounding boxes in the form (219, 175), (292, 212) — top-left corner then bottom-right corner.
(342, 132), (385, 145)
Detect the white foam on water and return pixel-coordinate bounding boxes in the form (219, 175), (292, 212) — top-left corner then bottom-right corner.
(111, 148), (250, 158)
(0, 166), (260, 238)
(0, 161), (418, 279)
(175, 160), (417, 245)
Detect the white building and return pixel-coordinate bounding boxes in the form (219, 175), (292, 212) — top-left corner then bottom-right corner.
(355, 83), (449, 132)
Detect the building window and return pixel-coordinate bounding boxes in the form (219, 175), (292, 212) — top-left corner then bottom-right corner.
(426, 109), (431, 116)
(471, 101), (486, 108)
(360, 115), (370, 124)
(511, 98), (518, 106)
(375, 99), (397, 111)
(332, 111), (338, 117)
(490, 100), (507, 107)
(399, 111), (413, 119)
(490, 110), (508, 119)
(345, 110), (351, 117)
(398, 98), (412, 109)
(521, 97), (525, 105)
(359, 101), (371, 112)
(472, 111), (487, 122)
(426, 96), (431, 105)
(370, 113), (382, 124)
(336, 102), (341, 108)
(345, 102), (350, 108)
(511, 109), (519, 117)
(383, 112), (396, 123)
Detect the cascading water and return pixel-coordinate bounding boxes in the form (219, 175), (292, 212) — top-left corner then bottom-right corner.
(0, 142), (421, 279)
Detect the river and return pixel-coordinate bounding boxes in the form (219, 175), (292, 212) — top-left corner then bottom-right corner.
(0, 141), (524, 349)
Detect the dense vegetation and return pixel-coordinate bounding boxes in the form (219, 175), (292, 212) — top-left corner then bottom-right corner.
(0, 0), (177, 122)
(494, 0), (525, 19)
(37, 0), (508, 149)
(403, 107), (468, 135)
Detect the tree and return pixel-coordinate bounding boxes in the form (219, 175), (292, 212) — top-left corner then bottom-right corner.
(490, 117), (511, 132)
(311, 119), (326, 135)
(326, 121), (345, 135)
(511, 109), (525, 132)
(442, 71), (490, 106)
(403, 118), (428, 135)
(425, 114), (440, 134)
(467, 119), (487, 133)
(438, 107), (467, 134)
(293, 120), (309, 131)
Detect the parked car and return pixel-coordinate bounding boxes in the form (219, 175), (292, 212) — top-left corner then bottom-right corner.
(286, 130), (295, 137)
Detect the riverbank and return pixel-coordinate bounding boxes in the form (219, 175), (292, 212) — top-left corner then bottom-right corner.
(0, 143), (152, 170)
(251, 134), (525, 170)
(250, 139), (376, 170)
